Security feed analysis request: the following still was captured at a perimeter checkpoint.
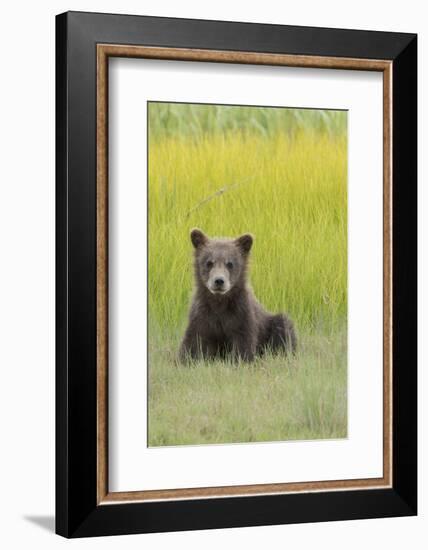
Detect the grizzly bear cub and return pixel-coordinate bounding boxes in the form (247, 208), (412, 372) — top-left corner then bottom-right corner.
(179, 229), (296, 362)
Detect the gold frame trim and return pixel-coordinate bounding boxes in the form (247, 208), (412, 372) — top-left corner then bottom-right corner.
(96, 44), (393, 504)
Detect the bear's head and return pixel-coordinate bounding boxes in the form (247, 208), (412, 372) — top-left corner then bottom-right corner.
(190, 228), (253, 295)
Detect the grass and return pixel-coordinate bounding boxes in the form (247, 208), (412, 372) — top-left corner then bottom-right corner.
(149, 326), (347, 446)
(148, 103), (348, 446)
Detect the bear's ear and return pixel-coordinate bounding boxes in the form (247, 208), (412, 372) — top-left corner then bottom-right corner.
(235, 233), (253, 254)
(190, 228), (209, 249)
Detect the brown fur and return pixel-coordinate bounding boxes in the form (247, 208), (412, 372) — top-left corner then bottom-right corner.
(179, 229), (297, 362)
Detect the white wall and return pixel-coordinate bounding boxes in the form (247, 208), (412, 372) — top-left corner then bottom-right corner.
(0, 1), (424, 547)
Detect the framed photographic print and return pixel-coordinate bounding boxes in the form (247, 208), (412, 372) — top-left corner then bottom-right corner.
(56, 11), (417, 538)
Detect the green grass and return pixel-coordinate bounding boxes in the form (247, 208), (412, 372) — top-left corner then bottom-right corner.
(149, 326), (347, 446)
(148, 103), (348, 446)
(148, 102), (347, 141)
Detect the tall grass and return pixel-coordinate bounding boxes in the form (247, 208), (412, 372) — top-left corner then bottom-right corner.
(148, 102), (347, 141)
(148, 102), (347, 446)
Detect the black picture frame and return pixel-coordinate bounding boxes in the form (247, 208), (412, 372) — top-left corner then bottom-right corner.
(56, 11), (417, 538)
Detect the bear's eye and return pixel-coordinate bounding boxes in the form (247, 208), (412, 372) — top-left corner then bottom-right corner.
(206, 260), (214, 269)
(226, 261), (233, 269)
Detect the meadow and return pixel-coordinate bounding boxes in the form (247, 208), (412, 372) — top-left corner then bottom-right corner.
(148, 102), (348, 446)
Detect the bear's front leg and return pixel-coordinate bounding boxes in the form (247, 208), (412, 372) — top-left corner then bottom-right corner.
(231, 332), (256, 362)
(179, 325), (217, 362)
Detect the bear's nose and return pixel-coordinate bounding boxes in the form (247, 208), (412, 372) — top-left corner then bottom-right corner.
(214, 277), (224, 287)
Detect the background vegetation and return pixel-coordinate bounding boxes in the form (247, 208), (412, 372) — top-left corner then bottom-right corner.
(148, 102), (347, 446)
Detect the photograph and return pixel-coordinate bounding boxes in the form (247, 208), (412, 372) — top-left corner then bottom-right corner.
(50, 6), (417, 540)
(0, 0), (420, 544)
(147, 101), (348, 447)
